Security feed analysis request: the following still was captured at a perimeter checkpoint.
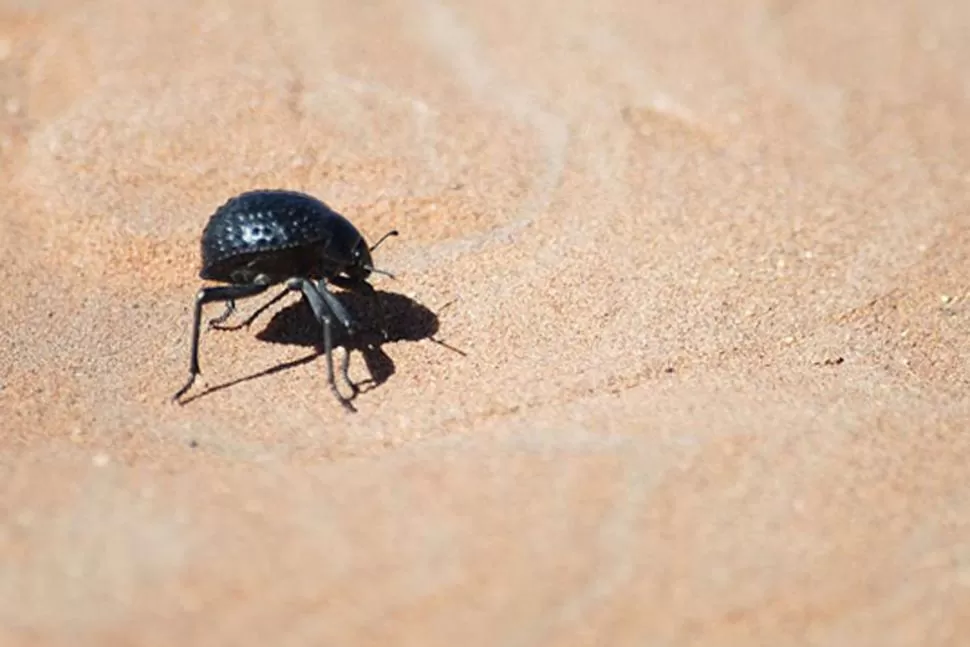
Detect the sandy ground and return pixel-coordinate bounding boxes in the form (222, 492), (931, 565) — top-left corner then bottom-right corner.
(1, 0), (969, 644)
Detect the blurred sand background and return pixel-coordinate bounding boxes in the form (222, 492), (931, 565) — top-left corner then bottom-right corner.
(1, 0), (969, 644)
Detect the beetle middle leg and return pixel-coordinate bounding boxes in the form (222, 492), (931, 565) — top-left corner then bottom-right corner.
(207, 299), (236, 328)
(173, 281), (272, 402)
(208, 286), (292, 331)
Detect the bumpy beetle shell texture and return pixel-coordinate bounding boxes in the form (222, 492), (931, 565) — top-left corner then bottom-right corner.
(199, 190), (366, 284)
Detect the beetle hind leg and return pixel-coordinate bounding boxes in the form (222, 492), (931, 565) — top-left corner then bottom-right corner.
(173, 282), (272, 403)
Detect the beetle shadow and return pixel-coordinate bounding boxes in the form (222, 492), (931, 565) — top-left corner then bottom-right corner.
(183, 290), (461, 407)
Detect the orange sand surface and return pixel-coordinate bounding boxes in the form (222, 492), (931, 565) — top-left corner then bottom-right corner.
(1, 1), (969, 645)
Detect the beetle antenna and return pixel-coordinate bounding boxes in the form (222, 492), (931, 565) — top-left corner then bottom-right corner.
(365, 266), (397, 280)
(370, 229), (399, 252)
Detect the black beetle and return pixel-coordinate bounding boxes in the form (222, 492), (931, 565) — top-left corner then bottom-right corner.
(172, 189), (398, 408)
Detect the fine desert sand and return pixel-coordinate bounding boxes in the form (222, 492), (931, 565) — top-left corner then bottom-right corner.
(1, 0), (969, 645)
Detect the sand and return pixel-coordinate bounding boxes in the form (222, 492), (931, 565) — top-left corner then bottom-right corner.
(1, 0), (969, 644)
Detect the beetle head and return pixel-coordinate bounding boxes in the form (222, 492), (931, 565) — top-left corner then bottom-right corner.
(350, 229), (398, 280)
(346, 229), (398, 281)
(347, 239), (374, 279)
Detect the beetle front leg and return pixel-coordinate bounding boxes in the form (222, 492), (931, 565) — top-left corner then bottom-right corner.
(173, 282), (271, 403)
(286, 278), (356, 409)
(329, 276), (388, 340)
(315, 279), (360, 338)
